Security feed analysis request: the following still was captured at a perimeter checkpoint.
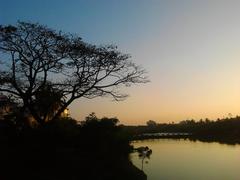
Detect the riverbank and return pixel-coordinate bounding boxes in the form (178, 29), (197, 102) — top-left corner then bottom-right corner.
(2, 145), (146, 180)
(133, 132), (191, 140)
(132, 132), (240, 145)
(0, 116), (147, 180)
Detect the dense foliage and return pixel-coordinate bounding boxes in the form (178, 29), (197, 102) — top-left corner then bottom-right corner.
(0, 113), (146, 180)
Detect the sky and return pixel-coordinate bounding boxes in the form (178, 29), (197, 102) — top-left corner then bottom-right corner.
(1, 0), (240, 125)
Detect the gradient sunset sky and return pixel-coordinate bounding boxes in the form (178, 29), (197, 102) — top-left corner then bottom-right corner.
(1, 0), (240, 125)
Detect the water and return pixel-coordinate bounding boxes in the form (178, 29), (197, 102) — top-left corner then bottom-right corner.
(131, 139), (240, 180)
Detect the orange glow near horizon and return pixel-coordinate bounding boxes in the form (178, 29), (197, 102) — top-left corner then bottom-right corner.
(70, 48), (240, 125)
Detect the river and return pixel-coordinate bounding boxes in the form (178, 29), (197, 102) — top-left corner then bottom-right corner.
(131, 139), (240, 180)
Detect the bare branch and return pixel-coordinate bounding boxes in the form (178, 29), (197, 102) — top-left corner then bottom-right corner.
(0, 22), (149, 125)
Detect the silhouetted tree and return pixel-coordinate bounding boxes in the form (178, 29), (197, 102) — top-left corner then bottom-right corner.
(0, 22), (148, 125)
(32, 84), (64, 122)
(146, 120), (157, 127)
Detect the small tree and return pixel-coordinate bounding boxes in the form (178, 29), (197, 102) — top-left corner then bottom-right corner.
(146, 120), (157, 127)
(0, 22), (148, 125)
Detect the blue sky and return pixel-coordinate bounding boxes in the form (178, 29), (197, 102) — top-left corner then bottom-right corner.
(1, 1), (167, 43)
(1, 0), (240, 124)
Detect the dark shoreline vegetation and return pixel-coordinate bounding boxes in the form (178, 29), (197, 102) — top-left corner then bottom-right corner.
(0, 113), (146, 180)
(125, 117), (240, 145)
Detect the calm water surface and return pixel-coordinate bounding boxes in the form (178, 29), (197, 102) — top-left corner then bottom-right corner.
(131, 139), (240, 180)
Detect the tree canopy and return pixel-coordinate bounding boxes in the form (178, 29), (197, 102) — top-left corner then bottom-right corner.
(146, 120), (157, 127)
(0, 22), (148, 125)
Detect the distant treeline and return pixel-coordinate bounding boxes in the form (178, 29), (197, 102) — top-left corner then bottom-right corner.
(124, 116), (240, 142)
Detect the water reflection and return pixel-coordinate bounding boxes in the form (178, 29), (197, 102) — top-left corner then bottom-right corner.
(131, 139), (240, 180)
(134, 146), (152, 170)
